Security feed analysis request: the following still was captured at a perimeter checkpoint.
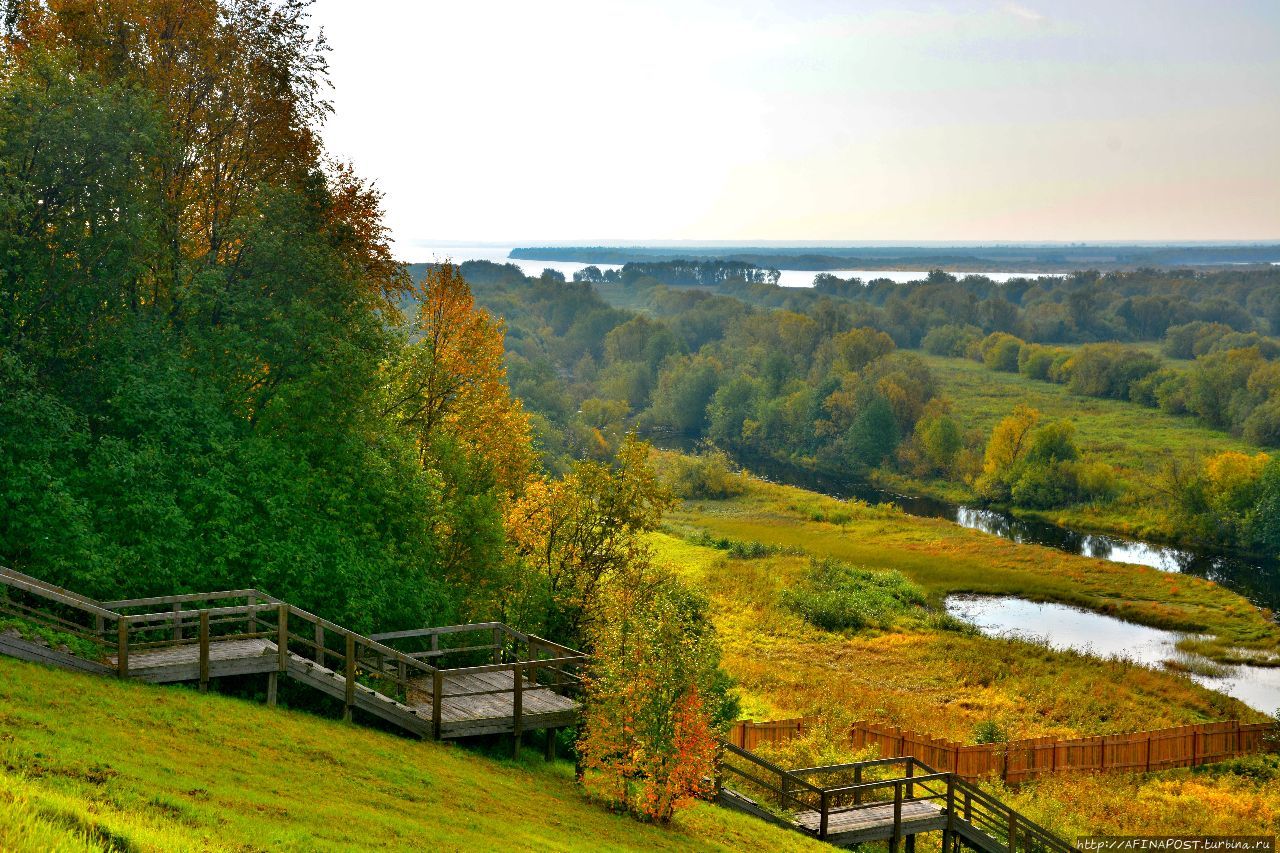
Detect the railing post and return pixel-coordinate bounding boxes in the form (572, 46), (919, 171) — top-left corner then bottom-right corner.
(818, 789), (829, 839)
(944, 776), (956, 851)
(343, 634), (355, 721)
(172, 603), (182, 643)
(116, 618), (129, 678)
(780, 772), (789, 809)
(245, 593), (255, 637)
(432, 669), (443, 739)
(276, 604), (288, 672)
(512, 662), (523, 758)
(906, 758), (915, 799)
(492, 626), (502, 664)
(314, 622), (324, 665)
(1008, 809), (1017, 852)
(891, 781), (902, 853)
(198, 610), (210, 692)
(854, 764), (862, 805)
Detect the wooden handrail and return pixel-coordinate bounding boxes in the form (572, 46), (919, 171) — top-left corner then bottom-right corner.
(368, 621), (508, 641)
(101, 589), (260, 609)
(0, 568), (119, 620)
(437, 655), (585, 677)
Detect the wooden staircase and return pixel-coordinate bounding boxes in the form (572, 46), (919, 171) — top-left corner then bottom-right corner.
(716, 741), (1078, 852)
(0, 566), (584, 750)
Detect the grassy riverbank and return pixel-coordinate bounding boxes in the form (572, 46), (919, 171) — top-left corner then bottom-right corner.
(658, 452), (1280, 667)
(877, 352), (1259, 545)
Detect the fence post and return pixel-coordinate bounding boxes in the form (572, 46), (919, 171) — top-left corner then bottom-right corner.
(314, 622), (324, 665)
(172, 602), (182, 643)
(512, 662), (523, 758)
(819, 790), (829, 840)
(198, 610), (210, 692)
(1192, 728), (1200, 767)
(906, 758), (915, 800)
(1145, 730), (1152, 772)
(1008, 810), (1017, 853)
(116, 618), (129, 678)
(854, 764), (862, 805)
(244, 593), (255, 637)
(493, 626), (502, 664)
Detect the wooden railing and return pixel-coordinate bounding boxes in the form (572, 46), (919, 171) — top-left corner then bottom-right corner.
(718, 743), (1076, 852)
(0, 566), (587, 741)
(727, 716), (1275, 781)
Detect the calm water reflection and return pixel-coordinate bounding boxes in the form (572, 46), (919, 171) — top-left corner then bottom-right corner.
(946, 595), (1280, 713)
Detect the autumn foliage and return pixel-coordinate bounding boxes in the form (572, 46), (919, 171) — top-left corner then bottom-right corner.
(578, 572), (728, 823)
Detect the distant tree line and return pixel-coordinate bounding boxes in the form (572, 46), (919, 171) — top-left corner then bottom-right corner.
(573, 260), (781, 287)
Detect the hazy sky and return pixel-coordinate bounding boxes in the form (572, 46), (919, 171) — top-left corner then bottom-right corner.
(309, 1), (1280, 251)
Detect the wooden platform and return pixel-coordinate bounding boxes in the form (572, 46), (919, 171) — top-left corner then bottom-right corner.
(108, 638), (279, 683)
(406, 670), (579, 738)
(794, 801), (947, 846)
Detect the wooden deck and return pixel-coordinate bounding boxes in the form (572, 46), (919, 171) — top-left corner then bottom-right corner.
(407, 670), (579, 738)
(795, 801), (947, 846)
(108, 638), (279, 683)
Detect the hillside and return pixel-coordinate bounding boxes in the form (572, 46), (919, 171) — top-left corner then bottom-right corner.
(0, 658), (821, 853)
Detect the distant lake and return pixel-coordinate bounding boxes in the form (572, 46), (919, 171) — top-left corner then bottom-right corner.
(414, 246), (1064, 288)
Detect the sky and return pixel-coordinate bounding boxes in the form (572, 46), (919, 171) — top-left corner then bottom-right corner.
(308, 1), (1280, 253)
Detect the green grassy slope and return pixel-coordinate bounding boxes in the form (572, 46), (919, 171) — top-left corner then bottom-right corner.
(0, 658), (821, 853)
(917, 352), (1251, 472)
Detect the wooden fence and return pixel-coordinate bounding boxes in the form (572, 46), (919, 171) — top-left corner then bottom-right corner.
(727, 717), (1275, 782)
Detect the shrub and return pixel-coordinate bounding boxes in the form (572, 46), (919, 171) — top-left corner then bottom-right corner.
(979, 333), (1025, 372)
(972, 720), (1009, 744)
(662, 449), (748, 499)
(780, 558), (925, 631)
(1064, 344), (1161, 399)
(1017, 344), (1059, 381)
(922, 324), (983, 357)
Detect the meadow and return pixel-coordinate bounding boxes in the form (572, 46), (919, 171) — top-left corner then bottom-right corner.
(658, 452), (1280, 667)
(0, 657), (821, 853)
(879, 352), (1256, 542)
